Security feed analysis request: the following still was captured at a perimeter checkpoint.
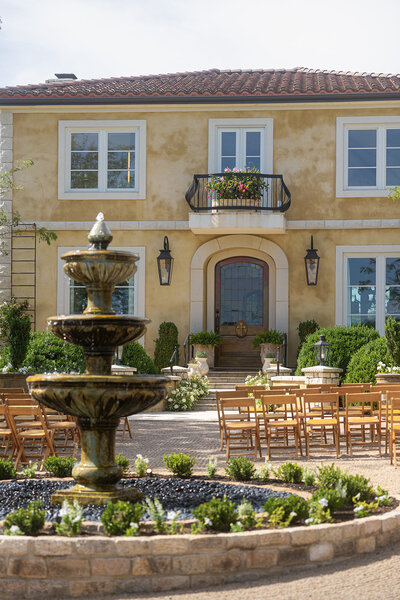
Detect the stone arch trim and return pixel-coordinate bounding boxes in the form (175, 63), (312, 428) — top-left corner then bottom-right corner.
(190, 235), (288, 334)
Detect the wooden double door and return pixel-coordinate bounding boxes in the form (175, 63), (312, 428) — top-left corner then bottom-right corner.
(215, 257), (269, 368)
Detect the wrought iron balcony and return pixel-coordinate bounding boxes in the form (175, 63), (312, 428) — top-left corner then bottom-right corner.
(185, 173), (291, 213)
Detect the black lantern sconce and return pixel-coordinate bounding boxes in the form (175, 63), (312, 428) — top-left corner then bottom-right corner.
(304, 235), (320, 286)
(314, 334), (330, 366)
(157, 236), (174, 286)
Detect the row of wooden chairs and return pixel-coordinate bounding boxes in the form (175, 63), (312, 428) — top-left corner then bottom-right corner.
(216, 384), (400, 461)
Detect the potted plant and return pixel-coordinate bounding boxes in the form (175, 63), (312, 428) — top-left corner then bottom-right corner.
(261, 352), (276, 374)
(187, 360), (200, 378)
(252, 329), (285, 364)
(190, 331), (222, 368)
(195, 351), (209, 376)
(205, 167), (268, 209)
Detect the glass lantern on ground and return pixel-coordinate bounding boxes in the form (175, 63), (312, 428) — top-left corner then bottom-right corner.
(314, 334), (330, 366)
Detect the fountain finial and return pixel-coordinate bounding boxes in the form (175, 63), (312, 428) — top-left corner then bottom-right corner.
(88, 213), (113, 250)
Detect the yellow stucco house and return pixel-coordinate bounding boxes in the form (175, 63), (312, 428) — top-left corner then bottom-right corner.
(0, 67), (399, 368)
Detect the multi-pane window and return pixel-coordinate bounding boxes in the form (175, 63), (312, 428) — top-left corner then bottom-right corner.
(218, 129), (263, 172)
(69, 130), (136, 191)
(345, 126), (400, 189)
(59, 120), (146, 199)
(70, 277), (135, 315)
(345, 255), (400, 333)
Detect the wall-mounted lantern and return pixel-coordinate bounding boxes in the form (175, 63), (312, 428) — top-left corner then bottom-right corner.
(304, 235), (320, 286)
(314, 334), (330, 366)
(157, 236), (173, 286)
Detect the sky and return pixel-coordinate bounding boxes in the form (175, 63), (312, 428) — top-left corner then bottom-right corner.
(0, 0), (399, 88)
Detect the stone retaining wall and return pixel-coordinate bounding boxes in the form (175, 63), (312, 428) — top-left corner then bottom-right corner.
(1, 507), (400, 598)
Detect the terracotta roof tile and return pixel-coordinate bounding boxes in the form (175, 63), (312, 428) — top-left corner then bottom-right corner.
(1, 67), (400, 104)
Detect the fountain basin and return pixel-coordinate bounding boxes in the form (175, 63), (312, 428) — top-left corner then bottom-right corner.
(27, 374), (168, 420)
(28, 374), (168, 504)
(48, 314), (149, 355)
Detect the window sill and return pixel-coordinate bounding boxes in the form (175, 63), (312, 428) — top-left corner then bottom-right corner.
(58, 191), (146, 201)
(336, 189), (391, 199)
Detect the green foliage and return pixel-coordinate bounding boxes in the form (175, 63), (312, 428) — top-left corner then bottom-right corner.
(44, 456), (76, 478)
(252, 329), (284, 348)
(389, 185), (400, 201)
(154, 321), (179, 372)
(121, 342), (157, 374)
(297, 319), (320, 357)
(101, 500), (146, 536)
(115, 453), (129, 474)
(302, 468), (316, 486)
(4, 500), (45, 536)
(342, 473), (374, 502)
(0, 299), (31, 369)
(21, 462), (38, 479)
(263, 495), (309, 524)
(206, 457), (218, 478)
(273, 462), (303, 484)
(312, 487), (348, 511)
(385, 316), (400, 366)
(345, 337), (391, 383)
(190, 331), (222, 347)
(144, 496), (167, 534)
(258, 459), (271, 483)
(0, 331), (85, 374)
(315, 463), (343, 489)
(295, 325), (379, 379)
(163, 452), (196, 477)
(55, 500), (84, 536)
(134, 454), (149, 477)
(166, 376), (210, 411)
(353, 498), (379, 518)
(192, 495), (237, 532)
(195, 351), (208, 358)
(306, 502), (333, 525)
(231, 498), (260, 531)
(0, 458), (16, 479)
(225, 456), (256, 481)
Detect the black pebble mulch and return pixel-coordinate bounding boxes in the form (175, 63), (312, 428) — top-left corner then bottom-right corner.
(0, 477), (291, 522)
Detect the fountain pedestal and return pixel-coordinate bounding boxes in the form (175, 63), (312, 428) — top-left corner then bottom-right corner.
(28, 214), (168, 505)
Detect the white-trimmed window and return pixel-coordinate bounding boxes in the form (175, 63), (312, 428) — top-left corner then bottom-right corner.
(336, 116), (400, 197)
(336, 245), (400, 335)
(58, 120), (146, 200)
(208, 119), (273, 173)
(57, 246), (145, 318)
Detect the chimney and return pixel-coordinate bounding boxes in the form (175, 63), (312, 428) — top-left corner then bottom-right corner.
(45, 73), (78, 84)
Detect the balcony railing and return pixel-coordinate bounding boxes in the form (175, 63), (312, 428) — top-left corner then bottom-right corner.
(185, 173), (291, 213)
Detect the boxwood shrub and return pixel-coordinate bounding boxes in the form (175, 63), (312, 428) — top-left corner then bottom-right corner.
(153, 322), (179, 372)
(345, 337), (391, 384)
(295, 325), (379, 380)
(0, 331), (85, 373)
(121, 342), (157, 374)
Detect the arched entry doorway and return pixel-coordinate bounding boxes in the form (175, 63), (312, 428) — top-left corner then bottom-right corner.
(215, 257), (269, 367)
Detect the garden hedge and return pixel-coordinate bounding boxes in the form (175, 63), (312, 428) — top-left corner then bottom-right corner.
(295, 325), (379, 380)
(121, 341), (157, 374)
(345, 337), (391, 384)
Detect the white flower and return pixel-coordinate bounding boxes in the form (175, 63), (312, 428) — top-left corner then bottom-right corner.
(72, 516), (82, 523)
(289, 511), (297, 517)
(318, 498), (329, 507)
(129, 522), (139, 530)
(9, 525), (20, 534)
(174, 404), (179, 409)
(204, 517), (212, 526)
(354, 505), (364, 513)
(354, 492), (361, 501)
(136, 454), (143, 459)
(59, 507), (70, 517)
(167, 510), (177, 520)
(305, 518), (314, 525)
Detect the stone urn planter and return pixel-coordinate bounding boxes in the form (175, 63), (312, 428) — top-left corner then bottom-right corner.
(192, 345), (215, 368)
(259, 343), (284, 363)
(375, 372), (400, 385)
(196, 356), (209, 377)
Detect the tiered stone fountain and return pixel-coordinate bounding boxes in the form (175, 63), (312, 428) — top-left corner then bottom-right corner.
(27, 214), (168, 505)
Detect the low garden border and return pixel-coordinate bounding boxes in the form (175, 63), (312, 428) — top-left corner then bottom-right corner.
(1, 502), (400, 598)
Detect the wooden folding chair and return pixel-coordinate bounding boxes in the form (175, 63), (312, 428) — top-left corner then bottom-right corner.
(0, 405), (17, 460)
(305, 383), (334, 392)
(220, 397), (262, 461)
(7, 405), (56, 468)
(389, 398), (400, 467)
(302, 393), (340, 458)
(345, 392), (381, 455)
(216, 391), (256, 450)
(41, 407), (80, 458)
(235, 384), (268, 392)
(385, 392), (400, 461)
(260, 395), (301, 459)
